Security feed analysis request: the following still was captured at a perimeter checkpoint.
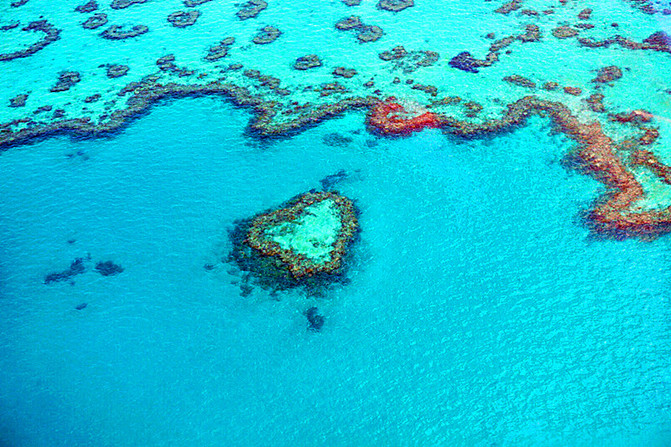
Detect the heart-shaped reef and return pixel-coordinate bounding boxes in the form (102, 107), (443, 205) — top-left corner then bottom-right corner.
(229, 191), (359, 292)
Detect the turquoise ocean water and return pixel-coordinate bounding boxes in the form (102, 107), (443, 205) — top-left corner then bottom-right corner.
(1, 97), (670, 446)
(2, 0), (671, 443)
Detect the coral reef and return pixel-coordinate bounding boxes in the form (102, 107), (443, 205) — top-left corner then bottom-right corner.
(335, 16), (384, 43)
(503, 75), (536, 89)
(495, 0), (523, 14)
(110, 0), (148, 9)
(237, 0), (268, 20)
(230, 191), (359, 291)
(367, 96), (671, 237)
(167, 10), (201, 28)
(252, 26), (281, 44)
(333, 67), (357, 78)
(2, 0), (671, 241)
(593, 66), (623, 84)
(50, 72), (81, 93)
(9, 94), (29, 108)
(75, 1), (98, 13)
(369, 98), (440, 135)
(294, 55), (322, 70)
(101, 24), (149, 39)
(0, 20), (61, 62)
(378, 0), (414, 12)
(205, 38), (234, 61)
(82, 13), (108, 30)
(106, 64), (129, 78)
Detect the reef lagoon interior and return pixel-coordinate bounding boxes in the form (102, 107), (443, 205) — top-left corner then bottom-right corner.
(1, 0), (671, 445)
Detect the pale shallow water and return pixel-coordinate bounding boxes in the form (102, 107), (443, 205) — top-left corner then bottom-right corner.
(1, 97), (670, 446)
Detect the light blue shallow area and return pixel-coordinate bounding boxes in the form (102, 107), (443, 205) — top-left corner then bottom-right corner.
(1, 97), (670, 446)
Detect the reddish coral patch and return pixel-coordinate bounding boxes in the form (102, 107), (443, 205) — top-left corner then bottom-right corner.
(368, 97), (439, 135)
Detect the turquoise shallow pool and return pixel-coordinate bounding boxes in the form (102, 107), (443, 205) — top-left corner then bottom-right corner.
(2, 0), (671, 445)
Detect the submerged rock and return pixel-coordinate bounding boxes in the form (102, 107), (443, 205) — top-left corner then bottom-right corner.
(319, 169), (349, 190)
(305, 307), (325, 331)
(95, 260), (124, 276)
(45, 258), (87, 284)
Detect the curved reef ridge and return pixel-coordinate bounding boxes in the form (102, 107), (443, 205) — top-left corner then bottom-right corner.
(369, 96), (671, 238)
(1, 0), (671, 239)
(230, 191), (359, 291)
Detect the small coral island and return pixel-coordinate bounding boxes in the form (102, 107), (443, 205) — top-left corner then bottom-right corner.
(230, 191), (359, 292)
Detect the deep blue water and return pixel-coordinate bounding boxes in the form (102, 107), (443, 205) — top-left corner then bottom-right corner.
(1, 97), (670, 446)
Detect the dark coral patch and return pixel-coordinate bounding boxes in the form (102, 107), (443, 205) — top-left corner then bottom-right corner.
(167, 10), (201, 28)
(100, 24), (149, 39)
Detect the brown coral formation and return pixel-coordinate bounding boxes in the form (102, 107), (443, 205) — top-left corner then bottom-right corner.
(82, 13), (108, 30)
(593, 65), (623, 84)
(631, 150), (671, 185)
(503, 75), (536, 88)
(110, 0), (147, 9)
(552, 25), (578, 39)
(335, 16), (383, 43)
(586, 93), (605, 112)
(578, 8), (592, 19)
(379, 45), (407, 61)
(167, 10), (201, 28)
(106, 64), (129, 78)
(205, 37), (234, 61)
(495, 0), (522, 14)
(449, 24), (539, 73)
(9, 94), (28, 108)
(357, 25), (384, 43)
(184, 0), (211, 5)
(243, 191), (359, 278)
(101, 24), (149, 39)
(335, 16), (362, 30)
(0, 20), (61, 62)
(252, 26), (281, 44)
(378, 0), (413, 12)
(578, 32), (671, 55)
(75, 1), (98, 12)
(412, 84), (438, 96)
(333, 67), (357, 78)
(293, 55), (322, 70)
(563, 86), (582, 96)
(380, 47), (439, 73)
(237, 0), (267, 20)
(50, 72), (81, 93)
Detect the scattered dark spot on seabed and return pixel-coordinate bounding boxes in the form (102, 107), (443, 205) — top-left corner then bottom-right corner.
(305, 307), (325, 331)
(44, 257), (87, 284)
(95, 260), (124, 276)
(319, 169), (349, 190)
(44, 254), (123, 284)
